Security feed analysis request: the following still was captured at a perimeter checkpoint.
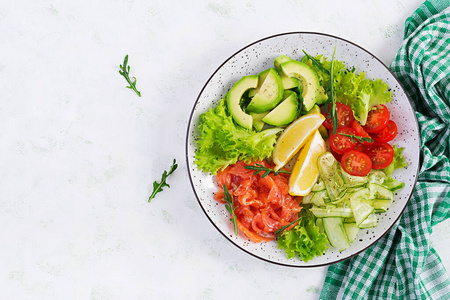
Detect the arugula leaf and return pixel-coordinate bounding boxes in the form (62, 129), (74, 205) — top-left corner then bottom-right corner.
(277, 209), (328, 262)
(148, 159), (178, 202)
(119, 55), (141, 97)
(244, 163), (291, 178)
(195, 98), (282, 174)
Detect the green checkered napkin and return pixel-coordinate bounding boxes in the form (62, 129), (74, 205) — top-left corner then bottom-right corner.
(320, 1), (450, 299)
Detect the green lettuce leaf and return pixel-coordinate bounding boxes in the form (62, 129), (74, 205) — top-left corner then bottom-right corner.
(277, 209), (328, 262)
(382, 144), (408, 176)
(195, 98), (282, 174)
(303, 54), (392, 125)
(335, 73), (392, 125)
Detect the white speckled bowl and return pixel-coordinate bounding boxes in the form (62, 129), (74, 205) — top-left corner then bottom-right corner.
(186, 32), (420, 267)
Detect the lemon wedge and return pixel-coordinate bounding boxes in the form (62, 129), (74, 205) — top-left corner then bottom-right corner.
(289, 130), (327, 196)
(272, 113), (325, 171)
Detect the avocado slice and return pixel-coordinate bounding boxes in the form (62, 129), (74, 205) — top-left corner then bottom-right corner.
(275, 68), (300, 90)
(248, 68), (270, 98)
(262, 91), (299, 126)
(226, 75), (259, 130)
(274, 55), (294, 69)
(316, 86), (328, 105)
(280, 60), (320, 111)
(250, 111), (269, 131)
(246, 68), (284, 113)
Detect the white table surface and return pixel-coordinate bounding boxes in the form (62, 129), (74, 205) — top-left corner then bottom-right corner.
(2, 0), (450, 299)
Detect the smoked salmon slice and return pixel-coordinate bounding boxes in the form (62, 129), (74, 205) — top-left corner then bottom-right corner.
(215, 160), (301, 242)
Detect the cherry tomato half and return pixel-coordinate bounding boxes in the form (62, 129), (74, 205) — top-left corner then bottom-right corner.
(351, 120), (374, 146)
(329, 127), (357, 154)
(364, 142), (394, 169)
(341, 150), (372, 177)
(363, 104), (390, 134)
(323, 102), (355, 130)
(371, 120), (398, 143)
(330, 148), (343, 162)
(353, 142), (365, 152)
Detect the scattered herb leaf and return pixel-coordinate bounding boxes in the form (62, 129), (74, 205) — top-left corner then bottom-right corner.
(148, 159), (178, 202)
(119, 55), (141, 97)
(223, 184), (238, 236)
(244, 163), (291, 178)
(338, 133), (374, 144)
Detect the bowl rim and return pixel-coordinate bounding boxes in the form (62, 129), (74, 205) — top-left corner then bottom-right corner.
(185, 31), (421, 267)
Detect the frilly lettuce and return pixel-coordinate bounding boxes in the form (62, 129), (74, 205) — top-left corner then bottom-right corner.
(306, 55), (392, 125)
(195, 98), (282, 174)
(277, 209), (328, 262)
(382, 144), (408, 176)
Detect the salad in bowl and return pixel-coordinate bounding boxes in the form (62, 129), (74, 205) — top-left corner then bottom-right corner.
(186, 32), (420, 267)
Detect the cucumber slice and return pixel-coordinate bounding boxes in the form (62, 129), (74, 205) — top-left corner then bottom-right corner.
(310, 190), (328, 207)
(368, 182), (394, 200)
(343, 217), (356, 223)
(341, 165), (368, 187)
(383, 178), (405, 191)
(349, 188), (370, 202)
(372, 199), (392, 212)
(318, 152), (345, 201)
(311, 179), (325, 192)
(323, 217), (350, 251)
(310, 207), (353, 218)
(344, 223), (360, 243)
(331, 189), (351, 205)
(346, 186), (366, 193)
(318, 152), (338, 179)
(333, 170), (345, 189)
(316, 218), (325, 235)
(302, 192), (314, 204)
(351, 200), (374, 227)
(358, 213), (378, 229)
(367, 170), (387, 185)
